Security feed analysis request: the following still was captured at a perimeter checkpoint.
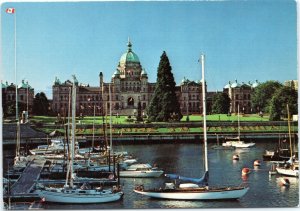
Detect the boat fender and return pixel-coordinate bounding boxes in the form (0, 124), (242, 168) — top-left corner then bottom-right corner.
(135, 185), (144, 191)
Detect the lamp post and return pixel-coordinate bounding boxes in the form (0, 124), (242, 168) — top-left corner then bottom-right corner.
(26, 80), (29, 122)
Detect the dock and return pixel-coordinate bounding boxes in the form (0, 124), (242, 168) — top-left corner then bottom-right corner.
(10, 158), (46, 196)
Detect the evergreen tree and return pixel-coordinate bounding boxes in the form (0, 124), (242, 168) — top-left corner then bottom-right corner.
(212, 92), (230, 114)
(33, 92), (50, 115)
(147, 51), (182, 122)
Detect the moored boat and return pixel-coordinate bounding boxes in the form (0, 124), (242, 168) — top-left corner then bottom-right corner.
(35, 76), (123, 203)
(133, 54), (249, 200)
(120, 163), (163, 178)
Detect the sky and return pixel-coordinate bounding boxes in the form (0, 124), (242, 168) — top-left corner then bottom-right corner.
(1, 0), (298, 99)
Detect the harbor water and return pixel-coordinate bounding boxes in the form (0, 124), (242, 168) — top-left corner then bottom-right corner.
(3, 140), (299, 209)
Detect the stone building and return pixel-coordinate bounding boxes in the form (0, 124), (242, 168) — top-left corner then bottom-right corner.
(178, 77), (204, 115)
(223, 80), (259, 114)
(2, 80), (35, 115)
(51, 40), (204, 117)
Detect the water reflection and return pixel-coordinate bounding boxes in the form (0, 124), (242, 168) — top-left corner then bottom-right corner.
(3, 141), (299, 209)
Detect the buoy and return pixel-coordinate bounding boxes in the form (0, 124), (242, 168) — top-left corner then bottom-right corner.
(242, 167), (251, 175)
(253, 160), (261, 166)
(233, 155), (239, 160)
(279, 178), (290, 186)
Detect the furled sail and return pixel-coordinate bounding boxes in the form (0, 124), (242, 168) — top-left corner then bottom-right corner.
(165, 171), (209, 185)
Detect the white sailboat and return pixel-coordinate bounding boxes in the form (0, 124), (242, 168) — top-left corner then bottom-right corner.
(134, 54), (249, 200)
(36, 76), (123, 203)
(222, 105), (255, 148)
(276, 104), (299, 177)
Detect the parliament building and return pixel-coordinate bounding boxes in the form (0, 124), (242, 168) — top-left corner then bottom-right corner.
(51, 40), (204, 117)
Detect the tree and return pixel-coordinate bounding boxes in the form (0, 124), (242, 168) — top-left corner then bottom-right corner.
(4, 101), (26, 118)
(269, 85), (297, 121)
(136, 101), (143, 122)
(212, 92), (230, 114)
(33, 92), (50, 115)
(251, 81), (283, 113)
(147, 51), (182, 122)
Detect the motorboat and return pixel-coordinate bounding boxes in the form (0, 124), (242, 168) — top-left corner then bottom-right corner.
(29, 139), (67, 155)
(120, 163), (164, 178)
(276, 159), (299, 177)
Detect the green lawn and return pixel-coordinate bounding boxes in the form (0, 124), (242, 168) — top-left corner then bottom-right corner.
(30, 113), (269, 125)
(182, 114), (269, 122)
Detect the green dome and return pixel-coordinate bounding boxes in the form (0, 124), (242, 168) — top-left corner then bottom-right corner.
(18, 80), (32, 89)
(1, 81), (8, 88)
(120, 39), (140, 64)
(112, 69), (121, 78)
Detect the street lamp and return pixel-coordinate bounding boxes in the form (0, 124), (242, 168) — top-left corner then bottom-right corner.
(26, 80), (29, 122)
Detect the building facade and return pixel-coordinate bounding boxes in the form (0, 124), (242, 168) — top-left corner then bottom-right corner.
(2, 80), (35, 116)
(52, 40), (204, 117)
(223, 80), (259, 114)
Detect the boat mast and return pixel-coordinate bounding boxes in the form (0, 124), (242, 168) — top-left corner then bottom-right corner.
(287, 104), (293, 159)
(238, 104), (240, 141)
(109, 84), (113, 153)
(70, 75), (77, 188)
(201, 54), (208, 173)
(65, 87), (72, 188)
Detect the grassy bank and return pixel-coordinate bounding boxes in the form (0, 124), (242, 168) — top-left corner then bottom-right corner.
(28, 114), (297, 136)
(31, 114), (270, 125)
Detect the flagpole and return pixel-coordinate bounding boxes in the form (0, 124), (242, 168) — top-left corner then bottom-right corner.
(14, 9), (18, 121)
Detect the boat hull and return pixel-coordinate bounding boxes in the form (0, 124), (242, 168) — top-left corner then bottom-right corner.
(276, 167), (299, 177)
(134, 187), (249, 200)
(35, 189), (123, 203)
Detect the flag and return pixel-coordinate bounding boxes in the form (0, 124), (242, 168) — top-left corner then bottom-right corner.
(6, 8), (15, 14)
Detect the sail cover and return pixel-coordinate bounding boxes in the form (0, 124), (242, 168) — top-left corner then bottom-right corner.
(165, 171), (209, 185)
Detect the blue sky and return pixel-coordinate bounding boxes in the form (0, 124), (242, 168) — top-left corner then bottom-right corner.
(1, 0), (297, 99)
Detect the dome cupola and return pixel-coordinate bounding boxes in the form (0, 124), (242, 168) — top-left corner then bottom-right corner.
(119, 38), (140, 65)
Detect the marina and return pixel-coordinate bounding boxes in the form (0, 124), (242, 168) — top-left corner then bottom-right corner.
(3, 141), (299, 209)
(1, 0), (298, 209)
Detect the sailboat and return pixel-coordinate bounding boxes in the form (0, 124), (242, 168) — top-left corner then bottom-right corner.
(276, 104), (299, 177)
(222, 105), (255, 148)
(35, 76), (123, 203)
(134, 54), (249, 200)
